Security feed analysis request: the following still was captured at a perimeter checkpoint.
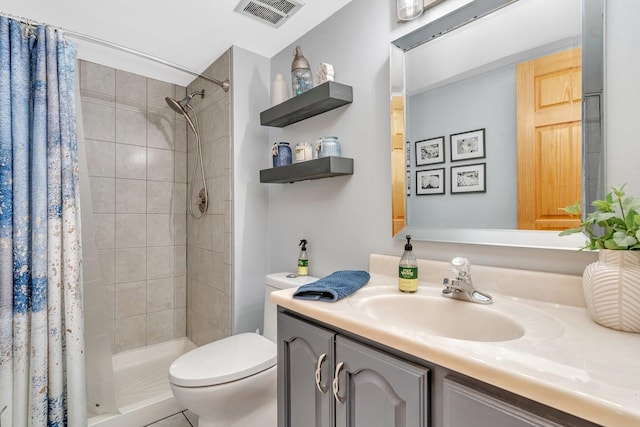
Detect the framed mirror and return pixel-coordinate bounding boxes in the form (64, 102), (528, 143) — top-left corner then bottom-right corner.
(390, 0), (604, 249)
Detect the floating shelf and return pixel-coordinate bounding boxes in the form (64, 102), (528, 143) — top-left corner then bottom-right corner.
(260, 157), (354, 183)
(260, 82), (353, 127)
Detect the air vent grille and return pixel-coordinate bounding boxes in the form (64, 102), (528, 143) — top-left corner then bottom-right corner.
(235, 0), (303, 28)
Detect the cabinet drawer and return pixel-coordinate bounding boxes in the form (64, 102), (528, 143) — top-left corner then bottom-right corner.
(443, 377), (564, 427)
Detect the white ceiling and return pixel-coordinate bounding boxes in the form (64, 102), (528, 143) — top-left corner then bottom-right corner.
(3, 0), (353, 86)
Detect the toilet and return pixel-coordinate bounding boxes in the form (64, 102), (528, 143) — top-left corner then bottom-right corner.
(169, 273), (317, 427)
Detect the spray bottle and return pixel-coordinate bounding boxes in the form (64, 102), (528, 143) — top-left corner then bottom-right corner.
(297, 239), (309, 276)
(398, 235), (418, 293)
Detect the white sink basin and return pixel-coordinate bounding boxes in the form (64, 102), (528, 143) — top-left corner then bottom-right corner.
(348, 291), (525, 342)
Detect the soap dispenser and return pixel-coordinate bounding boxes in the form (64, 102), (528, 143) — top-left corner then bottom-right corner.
(399, 235), (418, 293)
(297, 239), (309, 276)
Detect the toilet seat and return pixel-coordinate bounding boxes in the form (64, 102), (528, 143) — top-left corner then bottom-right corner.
(169, 332), (276, 387)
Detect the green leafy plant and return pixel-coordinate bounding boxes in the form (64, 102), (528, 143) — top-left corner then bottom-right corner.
(560, 184), (640, 250)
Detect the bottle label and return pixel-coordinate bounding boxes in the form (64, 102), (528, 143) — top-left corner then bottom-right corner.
(398, 266), (418, 292)
(297, 259), (309, 276)
(399, 266), (417, 280)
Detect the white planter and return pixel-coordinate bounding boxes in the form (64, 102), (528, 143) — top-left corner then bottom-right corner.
(583, 250), (640, 333)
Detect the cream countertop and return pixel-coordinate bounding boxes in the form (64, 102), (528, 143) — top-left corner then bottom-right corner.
(271, 254), (640, 427)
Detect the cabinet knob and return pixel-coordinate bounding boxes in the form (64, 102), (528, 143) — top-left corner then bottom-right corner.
(315, 353), (328, 393)
(332, 362), (346, 404)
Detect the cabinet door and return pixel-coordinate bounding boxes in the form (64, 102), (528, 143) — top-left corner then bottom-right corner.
(333, 336), (429, 427)
(443, 377), (565, 427)
(278, 312), (335, 427)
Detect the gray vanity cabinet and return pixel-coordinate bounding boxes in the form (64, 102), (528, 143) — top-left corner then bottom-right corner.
(278, 312), (334, 427)
(278, 309), (601, 427)
(443, 377), (565, 427)
(333, 335), (429, 427)
(278, 312), (430, 427)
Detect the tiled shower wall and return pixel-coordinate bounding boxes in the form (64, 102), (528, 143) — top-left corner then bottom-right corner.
(185, 50), (233, 346)
(80, 60), (188, 353)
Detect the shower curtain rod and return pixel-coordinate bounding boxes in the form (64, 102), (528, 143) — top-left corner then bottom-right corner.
(0, 11), (230, 92)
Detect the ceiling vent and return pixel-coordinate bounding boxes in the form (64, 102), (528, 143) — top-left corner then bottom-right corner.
(235, 0), (304, 28)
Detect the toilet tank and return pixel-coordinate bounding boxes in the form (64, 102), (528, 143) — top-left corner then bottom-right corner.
(263, 273), (318, 343)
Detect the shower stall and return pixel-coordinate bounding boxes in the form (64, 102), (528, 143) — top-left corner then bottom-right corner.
(80, 49), (234, 426)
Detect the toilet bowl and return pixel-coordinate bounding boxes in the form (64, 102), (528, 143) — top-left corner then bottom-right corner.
(169, 273), (317, 427)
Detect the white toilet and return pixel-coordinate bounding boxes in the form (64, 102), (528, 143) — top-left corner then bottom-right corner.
(169, 273), (317, 427)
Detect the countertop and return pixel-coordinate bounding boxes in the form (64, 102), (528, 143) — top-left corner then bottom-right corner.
(271, 254), (640, 426)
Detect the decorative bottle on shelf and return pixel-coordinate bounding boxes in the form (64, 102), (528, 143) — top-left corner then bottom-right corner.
(271, 74), (289, 106)
(291, 46), (313, 96)
(272, 142), (292, 167)
(398, 235), (418, 293)
(297, 239), (309, 276)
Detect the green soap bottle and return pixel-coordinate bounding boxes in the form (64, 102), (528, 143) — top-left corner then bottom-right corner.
(398, 235), (418, 293)
(297, 239), (309, 276)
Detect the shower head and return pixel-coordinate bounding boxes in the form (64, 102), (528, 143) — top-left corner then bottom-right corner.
(165, 90), (204, 134)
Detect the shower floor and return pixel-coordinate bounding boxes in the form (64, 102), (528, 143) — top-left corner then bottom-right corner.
(88, 338), (196, 427)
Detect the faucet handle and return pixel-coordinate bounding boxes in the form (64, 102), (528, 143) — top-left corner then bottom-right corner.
(450, 257), (471, 279)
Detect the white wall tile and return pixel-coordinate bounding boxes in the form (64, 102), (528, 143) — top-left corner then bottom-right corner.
(115, 247), (147, 283)
(174, 275), (186, 308)
(147, 214), (174, 247)
(147, 148), (174, 182)
(175, 119), (187, 152)
(93, 214), (115, 249)
(115, 214), (147, 248)
(147, 181), (174, 214)
(147, 246), (175, 279)
(115, 281), (146, 318)
(116, 70), (147, 105)
(82, 101), (115, 142)
(90, 177), (115, 213)
(116, 144), (147, 179)
(147, 278), (174, 312)
(147, 310), (175, 345)
(116, 109), (147, 146)
(174, 151), (187, 184)
(86, 140), (115, 177)
(148, 79), (176, 108)
(81, 61), (115, 97)
(174, 308), (186, 339)
(82, 60), (203, 353)
(115, 315), (146, 352)
(115, 178), (147, 213)
(174, 184), (187, 215)
(148, 112), (175, 150)
(98, 248), (115, 285)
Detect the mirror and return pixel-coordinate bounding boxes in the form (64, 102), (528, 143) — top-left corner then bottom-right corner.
(390, 0), (604, 249)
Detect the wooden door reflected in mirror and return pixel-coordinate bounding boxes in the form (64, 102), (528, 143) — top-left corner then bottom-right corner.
(516, 48), (582, 231)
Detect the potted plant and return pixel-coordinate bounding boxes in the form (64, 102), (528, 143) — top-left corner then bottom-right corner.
(561, 184), (640, 332)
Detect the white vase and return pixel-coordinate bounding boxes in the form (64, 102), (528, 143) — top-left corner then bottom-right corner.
(271, 74), (289, 106)
(583, 250), (640, 333)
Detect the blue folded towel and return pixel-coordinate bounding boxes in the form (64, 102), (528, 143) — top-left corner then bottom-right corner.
(293, 270), (370, 302)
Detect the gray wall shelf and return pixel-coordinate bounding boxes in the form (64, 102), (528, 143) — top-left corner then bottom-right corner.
(260, 157), (354, 183)
(260, 81), (353, 127)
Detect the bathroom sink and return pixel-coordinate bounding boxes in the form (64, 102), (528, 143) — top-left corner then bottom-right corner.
(349, 292), (525, 342)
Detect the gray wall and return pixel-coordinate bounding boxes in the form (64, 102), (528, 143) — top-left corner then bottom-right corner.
(407, 65), (517, 228)
(231, 47), (271, 335)
(264, 0), (640, 277)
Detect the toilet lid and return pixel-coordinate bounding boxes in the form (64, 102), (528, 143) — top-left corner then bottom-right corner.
(169, 333), (276, 387)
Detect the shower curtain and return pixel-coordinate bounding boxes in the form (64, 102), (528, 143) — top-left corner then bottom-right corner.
(0, 16), (86, 426)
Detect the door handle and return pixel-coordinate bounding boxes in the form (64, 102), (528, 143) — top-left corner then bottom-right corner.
(314, 353), (328, 393)
(332, 362), (345, 404)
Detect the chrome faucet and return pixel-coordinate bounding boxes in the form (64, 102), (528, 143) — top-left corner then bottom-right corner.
(442, 257), (492, 304)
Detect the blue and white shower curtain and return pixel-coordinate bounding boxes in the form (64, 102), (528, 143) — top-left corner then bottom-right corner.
(0, 16), (86, 426)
